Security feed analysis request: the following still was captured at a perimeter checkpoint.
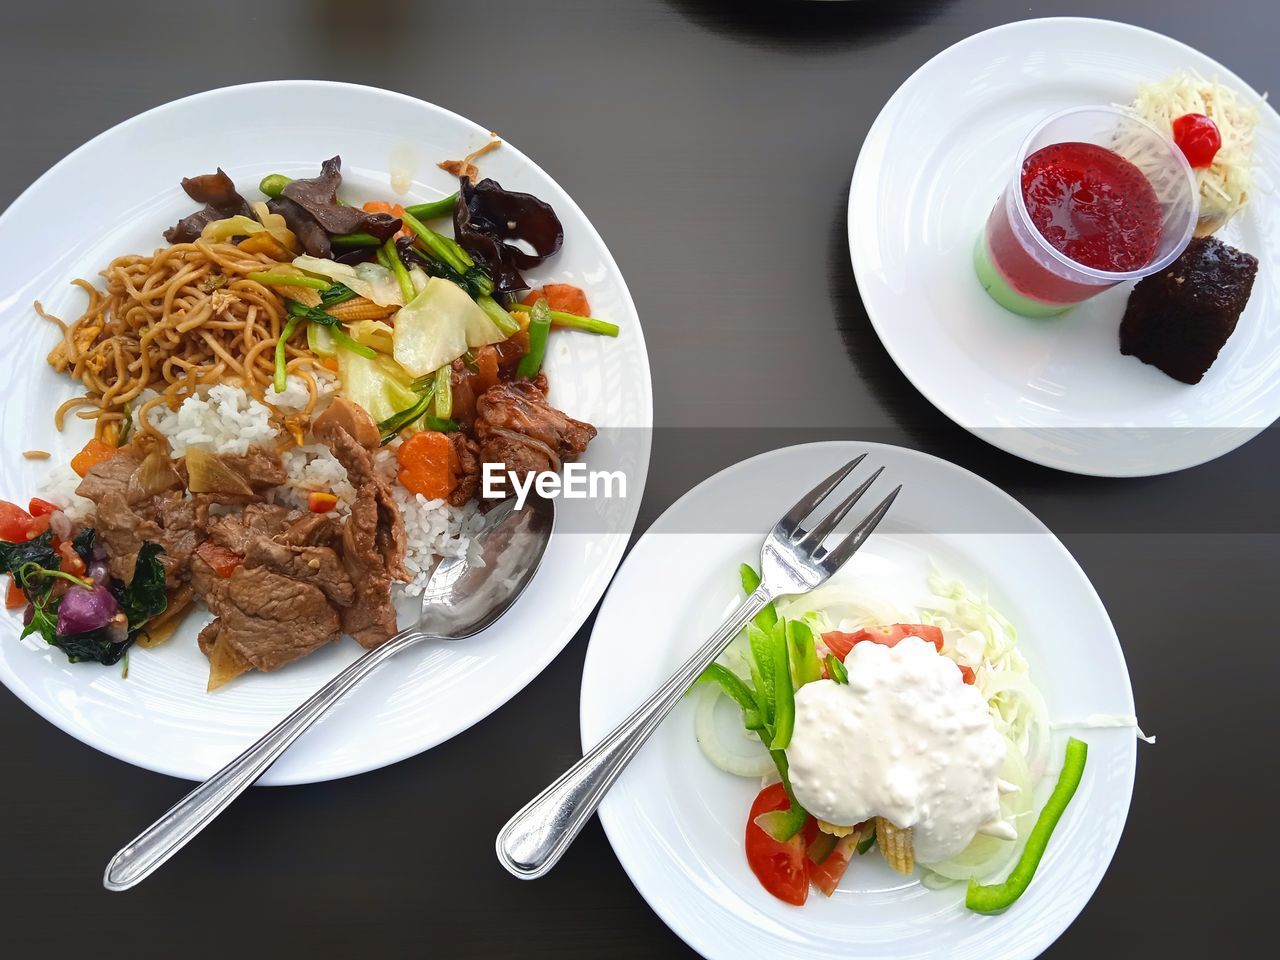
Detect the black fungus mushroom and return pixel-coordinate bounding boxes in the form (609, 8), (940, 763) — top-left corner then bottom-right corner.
(163, 169), (254, 243)
(453, 177), (564, 294)
(280, 156), (401, 240)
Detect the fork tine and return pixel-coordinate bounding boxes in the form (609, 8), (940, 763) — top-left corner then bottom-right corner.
(779, 454), (867, 536)
(798, 466), (885, 550)
(820, 485), (902, 574)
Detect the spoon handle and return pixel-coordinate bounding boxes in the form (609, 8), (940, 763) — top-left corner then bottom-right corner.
(496, 588), (770, 879)
(103, 629), (428, 891)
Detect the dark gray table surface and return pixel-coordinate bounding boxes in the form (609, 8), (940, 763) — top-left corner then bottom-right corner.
(1, 1), (1275, 956)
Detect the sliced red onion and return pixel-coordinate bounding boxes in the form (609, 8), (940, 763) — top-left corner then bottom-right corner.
(49, 511), (72, 541)
(88, 560), (110, 584)
(56, 585), (119, 636)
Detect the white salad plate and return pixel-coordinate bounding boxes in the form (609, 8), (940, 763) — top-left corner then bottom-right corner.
(582, 442), (1136, 960)
(0, 81), (652, 784)
(849, 17), (1280, 477)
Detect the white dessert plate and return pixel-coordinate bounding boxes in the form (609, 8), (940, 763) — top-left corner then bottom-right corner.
(849, 17), (1279, 476)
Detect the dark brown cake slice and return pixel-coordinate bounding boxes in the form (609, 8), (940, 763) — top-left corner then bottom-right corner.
(1119, 236), (1259, 384)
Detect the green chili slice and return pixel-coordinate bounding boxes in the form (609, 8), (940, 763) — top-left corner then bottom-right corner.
(965, 737), (1089, 914)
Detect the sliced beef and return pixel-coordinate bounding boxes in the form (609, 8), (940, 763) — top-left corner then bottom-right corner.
(203, 566), (342, 671)
(205, 502), (292, 555)
(449, 434), (482, 507)
(313, 405), (409, 649)
(242, 537), (354, 606)
(279, 511), (339, 547)
(78, 441), (202, 582)
(473, 380), (596, 494)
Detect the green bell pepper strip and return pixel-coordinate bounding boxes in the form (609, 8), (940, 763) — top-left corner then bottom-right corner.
(769, 619), (796, 750)
(747, 622), (776, 731)
(806, 831), (838, 865)
(693, 663), (763, 730)
(754, 750), (810, 842)
(384, 238), (416, 303)
(247, 271), (331, 291)
(966, 737), (1089, 914)
(856, 827), (877, 855)
(738, 563), (778, 631)
(404, 193), (459, 220)
(434, 365), (453, 419)
(515, 298), (552, 379)
(273, 315), (303, 392)
(788, 619), (823, 687)
(826, 654), (849, 684)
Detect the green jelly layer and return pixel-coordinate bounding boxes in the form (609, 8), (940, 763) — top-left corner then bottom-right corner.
(973, 233), (1073, 318)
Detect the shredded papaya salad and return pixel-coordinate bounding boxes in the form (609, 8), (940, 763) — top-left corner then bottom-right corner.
(693, 564), (1088, 911)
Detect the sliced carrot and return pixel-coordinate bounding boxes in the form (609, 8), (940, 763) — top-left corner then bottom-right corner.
(5, 577), (25, 610)
(363, 201), (409, 239)
(396, 431), (456, 502)
(195, 541), (243, 579)
(522, 283), (591, 317)
(307, 492), (339, 514)
(322, 357), (340, 372)
(71, 437), (120, 478)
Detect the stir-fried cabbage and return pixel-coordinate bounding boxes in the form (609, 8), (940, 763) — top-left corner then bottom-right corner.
(292, 255), (404, 307)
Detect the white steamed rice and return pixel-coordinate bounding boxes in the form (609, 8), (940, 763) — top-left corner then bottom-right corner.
(41, 378), (475, 595)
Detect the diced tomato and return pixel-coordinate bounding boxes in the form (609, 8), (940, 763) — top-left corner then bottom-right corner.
(71, 437), (120, 478)
(0, 500), (34, 543)
(195, 541), (243, 578)
(5, 578), (25, 610)
(57, 541), (86, 578)
(822, 623), (945, 660)
(396, 431), (456, 502)
(957, 663), (976, 685)
(809, 830), (864, 897)
(28, 497), (59, 517)
(522, 283), (591, 317)
(25, 513), (52, 540)
(307, 492), (339, 514)
(745, 783), (814, 906)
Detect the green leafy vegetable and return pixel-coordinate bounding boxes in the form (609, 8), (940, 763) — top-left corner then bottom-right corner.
(0, 532), (59, 590)
(285, 301), (377, 360)
(319, 282), (358, 308)
(72, 528), (96, 566)
(384, 237), (416, 303)
(119, 543), (168, 628)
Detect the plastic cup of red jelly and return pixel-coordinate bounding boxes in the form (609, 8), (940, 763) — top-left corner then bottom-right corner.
(975, 106), (1199, 317)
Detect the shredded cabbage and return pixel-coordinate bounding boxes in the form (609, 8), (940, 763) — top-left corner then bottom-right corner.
(1119, 70), (1261, 234)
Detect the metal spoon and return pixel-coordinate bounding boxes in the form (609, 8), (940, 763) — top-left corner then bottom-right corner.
(104, 495), (555, 892)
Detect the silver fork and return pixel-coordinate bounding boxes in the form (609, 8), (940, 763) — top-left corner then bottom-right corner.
(495, 454), (899, 879)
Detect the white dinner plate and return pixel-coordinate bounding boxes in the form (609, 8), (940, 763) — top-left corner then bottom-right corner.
(582, 442), (1136, 960)
(849, 18), (1280, 477)
(0, 81), (652, 784)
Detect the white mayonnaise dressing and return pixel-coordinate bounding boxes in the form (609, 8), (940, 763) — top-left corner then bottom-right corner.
(785, 636), (1008, 864)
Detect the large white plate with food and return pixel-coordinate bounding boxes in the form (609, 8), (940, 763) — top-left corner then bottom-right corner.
(849, 17), (1279, 476)
(582, 442), (1137, 960)
(0, 81), (651, 784)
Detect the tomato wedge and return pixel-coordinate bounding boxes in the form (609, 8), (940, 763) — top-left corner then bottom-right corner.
(745, 783), (815, 906)
(822, 623), (944, 660)
(0, 500), (34, 543)
(28, 497), (59, 518)
(5, 577), (26, 610)
(809, 831), (863, 897)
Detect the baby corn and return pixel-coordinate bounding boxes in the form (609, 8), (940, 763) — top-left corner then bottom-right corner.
(277, 285), (322, 308)
(875, 817), (914, 874)
(323, 296), (396, 322)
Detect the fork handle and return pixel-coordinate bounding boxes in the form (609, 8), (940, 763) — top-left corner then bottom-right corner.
(103, 628), (431, 892)
(496, 587), (771, 879)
